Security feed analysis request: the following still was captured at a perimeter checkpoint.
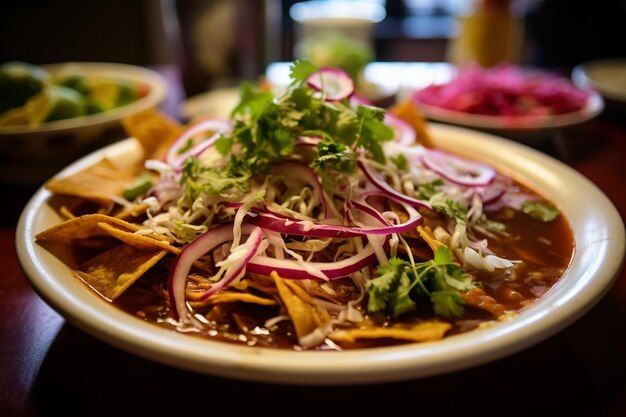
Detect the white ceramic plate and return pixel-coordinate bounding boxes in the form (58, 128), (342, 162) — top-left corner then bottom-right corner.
(572, 59), (626, 104)
(17, 124), (625, 385)
(412, 92), (604, 131)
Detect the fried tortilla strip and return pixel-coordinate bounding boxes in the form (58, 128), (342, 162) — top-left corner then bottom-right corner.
(463, 287), (506, 318)
(59, 206), (76, 220)
(36, 214), (144, 244)
(97, 222), (175, 252)
(329, 321), (451, 343)
(272, 271), (331, 347)
(388, 99), (433, 148)
(45, 158), (140, 207)
(75, 245), (167, 300)
(122, 108), (184, 161)
(113, 203), (150, 220)
(189, 291), (277, 308)
(417, 225), (445, 252)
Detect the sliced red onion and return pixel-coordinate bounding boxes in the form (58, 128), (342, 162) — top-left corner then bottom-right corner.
(385, 113), (416, 146)
(247, 244), (376, 280)
(247, 205), (421, 238)
(357, 158), (432, 210)
(350, 94), (373, 107)
(197, 226), (264, 301)
(421, 149), (496, 187)
(166, 118), (232, 168)
(168, 223), (238, 321)
(295, 135), (322, 147)
(475, 183), (506, 205)
(306, 68), (355, 102)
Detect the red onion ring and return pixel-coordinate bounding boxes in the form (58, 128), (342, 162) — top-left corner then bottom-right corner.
(197, 226), (264, 301)
(385, 113), (416, 146)
(421, 149), (496, 187)
(306, 68), (355, 102)
(357, 158), (432, 210)
(166, 118), (232, 168)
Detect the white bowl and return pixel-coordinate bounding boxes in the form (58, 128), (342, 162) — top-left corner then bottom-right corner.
(412, 92), (604, 132)
(16, 124), (625, 385)
(0, 62), (166, 184)
(573, 59), (626, 104)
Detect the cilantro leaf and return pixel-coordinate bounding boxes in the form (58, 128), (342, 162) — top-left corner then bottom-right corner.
(390, 152), (408, 171)
(521, 200), (559, 222)
(356, 105), (393, 164)
(431, 291), (466, 319)
(390, 270), (417, 317)
(214, 134), (232, 155)
(289, 59), (318, 86)
(366, 247), (473, 318)
(417, 179), (444, 200)
(231, 81), (274, 119)
(434, 199), (468, 223)
(478, 214), (506, 232)
(311, 141), (356, 174)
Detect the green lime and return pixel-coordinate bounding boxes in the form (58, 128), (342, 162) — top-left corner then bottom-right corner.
(0, 61), (50, 114)
(54, 74), (90, 95)
(44, 85), (87, 122)
(0, 91), (51, 126)
(115, 80), (138, 107)
(86, 78), (138, 111)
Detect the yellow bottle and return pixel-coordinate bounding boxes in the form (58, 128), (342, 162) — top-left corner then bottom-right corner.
(447, 0), (523, 67)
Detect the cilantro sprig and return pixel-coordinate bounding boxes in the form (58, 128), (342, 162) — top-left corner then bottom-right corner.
(366, 246), (474, 318)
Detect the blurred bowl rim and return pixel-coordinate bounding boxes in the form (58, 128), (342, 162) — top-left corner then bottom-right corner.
(412, 91), (604, 131)
(572, 58), (626, 104)
(0, 62), (167, 135)
(289, 0), (386, 23)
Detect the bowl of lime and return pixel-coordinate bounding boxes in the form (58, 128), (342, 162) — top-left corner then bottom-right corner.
(0, 61), (166, 184)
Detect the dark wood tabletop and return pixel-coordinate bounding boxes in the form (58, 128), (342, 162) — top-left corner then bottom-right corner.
(2, 70), (625, 417)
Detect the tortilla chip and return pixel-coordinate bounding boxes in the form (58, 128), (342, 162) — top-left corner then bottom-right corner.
(389, 99), (433, 148)
(113, 203), (150, 220)
(96, 222), (175, 252)
(189, 291), (277, 308)
(36, 214), (142, 244)
(75, 245), (167, 300)
(45, 158), (140, 207)
(463, 287), (506, 317)
(417, 225), (445, 252)
(122, 108), (183, 161)
(329, 320), (451, 343)
(272, 272), (331, 346)
(59, 206), (77, 220)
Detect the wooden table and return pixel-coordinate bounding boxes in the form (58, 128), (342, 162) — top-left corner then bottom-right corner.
(2, 76), (625, 417)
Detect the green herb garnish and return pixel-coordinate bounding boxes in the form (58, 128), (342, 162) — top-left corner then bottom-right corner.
(366, 246), (474, 318)
(122, 173), (153, 201)
(521, 200), (559, 222)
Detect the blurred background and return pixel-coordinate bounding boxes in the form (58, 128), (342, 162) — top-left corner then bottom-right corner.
(2, 0), (625, 98)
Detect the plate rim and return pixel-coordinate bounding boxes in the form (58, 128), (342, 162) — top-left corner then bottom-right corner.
(16, 123), (625, 384)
